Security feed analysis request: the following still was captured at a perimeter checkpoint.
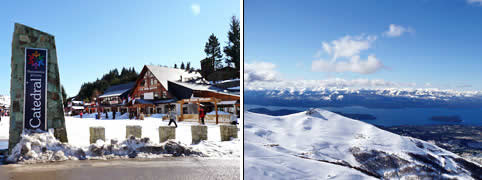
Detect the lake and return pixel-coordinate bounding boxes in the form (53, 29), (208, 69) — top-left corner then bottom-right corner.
(245, 104), (482, 126)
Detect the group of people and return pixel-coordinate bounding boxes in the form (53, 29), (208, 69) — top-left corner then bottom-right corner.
(78, 110), (116, 120)
(0, 109), (7, 122)
(167, 106), (207, 128)
(75, 105), (227, 128)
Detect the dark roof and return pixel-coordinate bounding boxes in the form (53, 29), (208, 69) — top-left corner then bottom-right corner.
(99, 82), (135, 98)
(153, 99), (177, 104)
(167, 81), (193, 100)
(133, 99), (154, 105)
(133, 98), (177, 105)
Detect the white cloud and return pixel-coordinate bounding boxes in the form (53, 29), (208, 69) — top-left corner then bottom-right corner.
(244, 62), (421, 90)
(191, 4), (200, 16)
(384, 24), (413, 37)
(312, 55), (384, 74)
(244, 62), (279, 82)
(322, 35), (376, 60)
(312, 34), (384, 74)
(468, 0), (482, 5)
(246, 78), (404, 90)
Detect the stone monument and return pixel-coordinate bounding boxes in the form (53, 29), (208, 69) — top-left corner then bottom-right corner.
(9, 23), (68, 153)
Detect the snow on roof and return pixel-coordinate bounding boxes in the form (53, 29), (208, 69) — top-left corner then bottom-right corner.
(99, 91), (124, 98)
(227, 86), (240, 91)
(213, 78), (240, 84)
(71, 106), (84, 110)
(217, 100), (238, 105)
(146, 65), (203, 90)
(171, 81), (240, 97)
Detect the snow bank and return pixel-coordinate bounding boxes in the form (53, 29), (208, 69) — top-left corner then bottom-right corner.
(191, 139), (240, 159)
(0, 117), (9, 140)
(7, 130), (202, 164)
(207, 111), (231, 115)
(150, 113), (167, 119)
(65, 117), (222, 146)
(1, 115), (240, 164)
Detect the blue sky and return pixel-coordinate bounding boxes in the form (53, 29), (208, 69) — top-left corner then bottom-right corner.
(0, 0), (239, 96)
(245, 0), (482, 91)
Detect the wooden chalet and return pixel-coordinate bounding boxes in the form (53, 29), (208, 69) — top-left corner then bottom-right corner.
(128, 65), (240, 124)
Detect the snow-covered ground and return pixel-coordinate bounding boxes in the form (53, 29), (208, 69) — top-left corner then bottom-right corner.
(65, 115), (223, 146)
(245, 109), (480, 179)
(0, 117), (8, 140)
(0, 95), (9, 107)
(0, 114), (239, 163)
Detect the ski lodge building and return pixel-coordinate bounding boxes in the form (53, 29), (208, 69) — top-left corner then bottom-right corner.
(96, 82), (135, 113)
(93, 65), (240, 124)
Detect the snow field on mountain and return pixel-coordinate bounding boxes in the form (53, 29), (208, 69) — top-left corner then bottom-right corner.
(244, 109), (476, 179)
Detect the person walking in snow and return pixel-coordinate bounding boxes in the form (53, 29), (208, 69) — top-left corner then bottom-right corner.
(199, 106), (206, 125)
(80, 111), (83, 119)
(167, 107), (178, 128)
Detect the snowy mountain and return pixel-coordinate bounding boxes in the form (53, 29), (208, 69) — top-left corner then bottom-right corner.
(244, 109), (481, 179)
(245, 88), (482, 108)
(0, 95), (10, 107)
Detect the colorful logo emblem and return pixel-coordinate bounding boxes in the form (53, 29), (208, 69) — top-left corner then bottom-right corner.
(27, 50), (46, 69)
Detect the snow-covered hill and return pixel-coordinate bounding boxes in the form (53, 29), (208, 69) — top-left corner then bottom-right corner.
(244, 109), (481, 179)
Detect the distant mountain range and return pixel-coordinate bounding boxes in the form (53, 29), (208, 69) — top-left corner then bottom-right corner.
(245, 88), (482, 109)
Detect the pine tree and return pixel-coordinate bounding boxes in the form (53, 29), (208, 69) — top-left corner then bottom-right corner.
(224, 16), (240, 71)
(180, 62), (185, 69)
(204, 34), (223, 70)
(200, 58), (214, 80)
(186, 62), (191, 70)
(174, 64), (178, 69)
(61, 85), (67, 102)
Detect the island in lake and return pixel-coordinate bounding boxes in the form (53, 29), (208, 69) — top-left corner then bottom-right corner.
(333, 112), (377, 120)
(430, 115), (462, 123)
(247, 108), (302, 116)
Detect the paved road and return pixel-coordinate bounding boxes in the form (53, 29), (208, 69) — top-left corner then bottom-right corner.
(0, 157), (240, 180)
